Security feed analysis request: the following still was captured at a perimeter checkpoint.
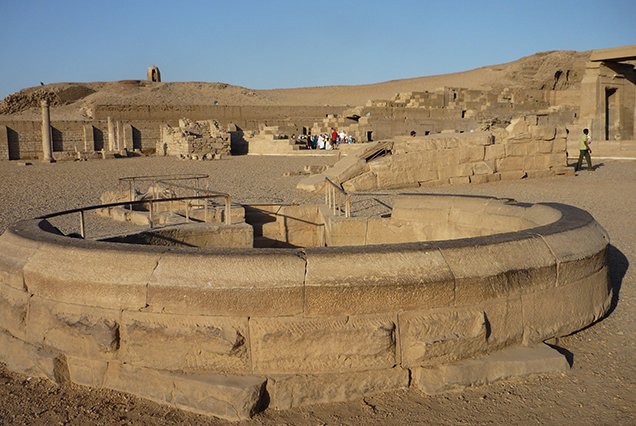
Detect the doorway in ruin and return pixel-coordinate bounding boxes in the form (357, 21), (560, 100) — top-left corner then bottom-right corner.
(302, 127), (308, 135)
(367, 131), (373, 142)
(605, 87), (618, 141)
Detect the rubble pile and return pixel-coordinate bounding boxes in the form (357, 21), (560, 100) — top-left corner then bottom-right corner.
(159, 118), (231, 160)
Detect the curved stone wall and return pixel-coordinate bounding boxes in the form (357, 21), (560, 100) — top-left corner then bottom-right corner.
(0, 196), (612, 420)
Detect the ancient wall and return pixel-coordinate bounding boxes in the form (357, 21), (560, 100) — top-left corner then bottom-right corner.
(0, 197), (611, 420)
(0, 119), (161, 159)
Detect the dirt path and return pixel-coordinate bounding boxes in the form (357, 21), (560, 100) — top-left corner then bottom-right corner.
(0, 156), (634, 425)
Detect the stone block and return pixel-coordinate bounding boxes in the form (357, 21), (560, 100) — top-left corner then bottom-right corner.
(0, 283), (29, 339)
(267, 368), (409, 410)
(472, 161), (494, 175)
(484, 144), (505, 161)
(449, 176), (470, 185)
(249, 314), (397, 374)
(23, 241), (156, 310)
(413, 344), (569, 394)
(325, 216), (368, 246)
(440, 236), (557, 305)
(497, 170), (527, 180)
(481, 297), (524, 349)
(324, 155), (369, 184)
(496, 156), (524, 171)
(506, 142), (530, 157)
(0, 330), (62, 382)
(522, 266), (611, 343)
(459, 146), (484, 163)
(342, 171), (377, 192)
(469, 174), (490, 184)
(26, 296), (121, 359)
(526, 170), (555, 179)
(529, 126), (556, 141)
(535, 140), (554, 154)
(399, 309), (487, 367)
(304, 247), (455, 315)
(0, 229), (42, 290)
(539, 221), (608, 286)
(104, 362), (266, 421)
(147, 250), (305, 316)
(0, 125), (9, 159)
(120, 311), (250, 373)
(67, 356), (109, 387)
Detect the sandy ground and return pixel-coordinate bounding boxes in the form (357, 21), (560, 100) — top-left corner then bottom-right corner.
(0, 155), (634, 425)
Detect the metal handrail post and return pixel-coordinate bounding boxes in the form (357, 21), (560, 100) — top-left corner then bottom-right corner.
(79, 211), (85, 239)
(185, 201), (190, 222)
(345, 195), (351, 218)
(149, 199), (154, 228)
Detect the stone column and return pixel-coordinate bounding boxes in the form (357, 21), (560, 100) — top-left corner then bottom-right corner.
(83, 125), (94, 152)
(107, 117), (115, 151)
(40, 100), (53, 162)
(116, 120), (123, 151)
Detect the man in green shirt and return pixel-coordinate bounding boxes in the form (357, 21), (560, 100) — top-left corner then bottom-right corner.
(575, 128), (593, 172)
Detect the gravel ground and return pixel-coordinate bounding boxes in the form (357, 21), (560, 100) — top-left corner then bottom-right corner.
(0, 155), (634, 425)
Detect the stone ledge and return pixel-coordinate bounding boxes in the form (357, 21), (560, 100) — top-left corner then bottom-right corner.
(413, 343), (569, 394)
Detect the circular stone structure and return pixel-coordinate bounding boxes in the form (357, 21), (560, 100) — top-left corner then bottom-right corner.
(0, 194), (612, 420)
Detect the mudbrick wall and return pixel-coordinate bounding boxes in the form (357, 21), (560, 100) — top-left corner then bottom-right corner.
(0, 196), (612, 420)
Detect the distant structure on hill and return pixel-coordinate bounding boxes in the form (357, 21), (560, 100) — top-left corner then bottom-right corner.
(147, 65), (161, 83)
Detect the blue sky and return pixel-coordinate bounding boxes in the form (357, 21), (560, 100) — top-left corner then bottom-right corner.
(0, 0), (634, 98)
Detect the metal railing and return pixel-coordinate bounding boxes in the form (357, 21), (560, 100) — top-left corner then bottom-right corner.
(37, 194), (231, 240)
(324, 177), (351, 217)
(119, 174), (209, 203)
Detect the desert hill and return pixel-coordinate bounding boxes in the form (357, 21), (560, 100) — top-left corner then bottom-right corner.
(0, 50), (589, 120)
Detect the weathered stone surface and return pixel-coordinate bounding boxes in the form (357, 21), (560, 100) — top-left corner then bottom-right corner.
(342, 171), (377, 192)
(104, 363), (266, 420)
(0, 282), (29, 339)
(325, 216), (368, 246)
(484, 144), (505, 161)
(121, 311), (250, 373)
(496, 156), (524, 171)
(304, 247), (454, 315)
(459, 146), (485, 163)
(23, 241), (155, 310)
(481, 297), (524, 349)
(267, 368), (409, 410)
(66, 356), (108, 387)
(26, 297), (120, 359)
(522, 267), (611, 343)
(0, 228), (42, 290)
(249, 315), (397, 374)
(147, 250), (304, 316)
(441, 236), (557, 305)
(399, 309), (487, 367)
(0, 330), (61, 382)
(413, 344), (569, 394)
(538, 220), (609, 286)
(324, 155), (368, 184)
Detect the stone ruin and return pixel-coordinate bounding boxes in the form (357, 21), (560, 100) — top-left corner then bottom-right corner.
(158, 118), (231, 160)
(0, 177), (612, 420)
(298, 119), (571, 193)
(147, 65), (161, 82)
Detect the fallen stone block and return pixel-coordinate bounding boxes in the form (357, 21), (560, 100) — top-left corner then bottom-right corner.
(267, 368), (409, 410)
(413, 343), (569, 394)
(103, 362), (267, 421)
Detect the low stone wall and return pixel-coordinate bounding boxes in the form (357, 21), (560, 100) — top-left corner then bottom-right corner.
(0, 196), (611, 420)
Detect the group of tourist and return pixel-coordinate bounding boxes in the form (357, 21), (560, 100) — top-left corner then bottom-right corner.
(295, 128), (355, 150)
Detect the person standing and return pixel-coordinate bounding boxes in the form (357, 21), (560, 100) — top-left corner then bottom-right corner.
(575, 128), (593, 172)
